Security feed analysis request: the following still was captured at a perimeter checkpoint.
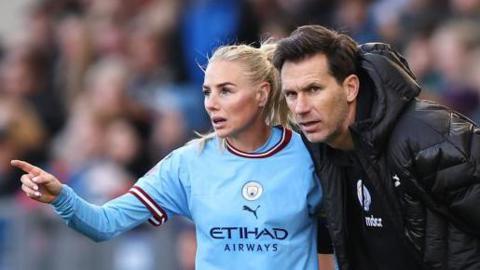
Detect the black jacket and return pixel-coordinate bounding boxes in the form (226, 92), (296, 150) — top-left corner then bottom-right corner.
(305, 43), (480, 270)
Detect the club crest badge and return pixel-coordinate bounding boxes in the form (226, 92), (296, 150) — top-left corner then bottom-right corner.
(242, 181), (263, 201)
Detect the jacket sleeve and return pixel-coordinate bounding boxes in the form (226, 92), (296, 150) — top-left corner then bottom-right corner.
(390, 103), (480, 235)
(317, 215), (334, 254)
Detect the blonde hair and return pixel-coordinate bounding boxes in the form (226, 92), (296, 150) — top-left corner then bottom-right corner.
(193, 41), (290, 150)
(209, 42), (289, 126)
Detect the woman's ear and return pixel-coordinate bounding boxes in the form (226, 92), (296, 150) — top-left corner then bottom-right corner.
(343, 74), (360, 103)
(257, 82), (271, 107)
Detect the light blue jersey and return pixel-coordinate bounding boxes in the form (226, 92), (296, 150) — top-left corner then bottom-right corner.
(52, 127), (322, 270)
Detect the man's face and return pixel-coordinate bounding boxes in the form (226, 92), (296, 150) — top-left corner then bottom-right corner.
(281, 53), (353, 145)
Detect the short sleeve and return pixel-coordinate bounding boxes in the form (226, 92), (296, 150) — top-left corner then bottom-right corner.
(129, 152), (191, 227)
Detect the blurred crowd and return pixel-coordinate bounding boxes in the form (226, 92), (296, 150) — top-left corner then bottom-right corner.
(0, 0), (479, 269)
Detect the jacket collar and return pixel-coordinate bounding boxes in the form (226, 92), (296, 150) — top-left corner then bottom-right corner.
(349, 43), (421, 157)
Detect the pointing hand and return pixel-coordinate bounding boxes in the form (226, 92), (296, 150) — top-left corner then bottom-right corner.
(10, 160), (63, 203)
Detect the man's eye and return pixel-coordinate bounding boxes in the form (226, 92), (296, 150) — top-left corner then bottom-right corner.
(309, 86), (321, 92)
(202, 89), (210, 96)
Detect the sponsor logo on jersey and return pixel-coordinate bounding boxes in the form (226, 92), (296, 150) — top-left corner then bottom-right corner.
(210, 226), (289, 253)
(223, 243), (278, 252)
(242, 181), (263, 201)
(242, 205), (260, 219)
(210, 227), (288, 240)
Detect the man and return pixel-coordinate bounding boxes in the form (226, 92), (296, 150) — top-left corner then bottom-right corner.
(273, 25), (480, 270)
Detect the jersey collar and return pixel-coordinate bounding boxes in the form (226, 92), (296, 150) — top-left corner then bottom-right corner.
(225, 127), (292, 158)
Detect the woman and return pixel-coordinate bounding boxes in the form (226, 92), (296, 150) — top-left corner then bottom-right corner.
(12, 43), (333, 269)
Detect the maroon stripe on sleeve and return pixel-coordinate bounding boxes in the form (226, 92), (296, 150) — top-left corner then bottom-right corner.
(128, 186), (168, 226)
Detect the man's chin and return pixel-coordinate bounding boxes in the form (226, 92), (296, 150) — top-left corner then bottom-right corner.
(303, 132), (325, 143)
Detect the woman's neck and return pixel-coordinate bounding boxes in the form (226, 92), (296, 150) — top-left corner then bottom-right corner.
(226, 122), (271, 153)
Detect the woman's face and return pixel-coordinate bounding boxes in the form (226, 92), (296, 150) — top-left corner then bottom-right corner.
(203, 60), (266, 140)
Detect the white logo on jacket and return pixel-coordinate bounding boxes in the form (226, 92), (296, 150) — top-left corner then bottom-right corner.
(356, 179), (372, 211)
(356, 179), (383, 228)
(393, 174), (401, 187)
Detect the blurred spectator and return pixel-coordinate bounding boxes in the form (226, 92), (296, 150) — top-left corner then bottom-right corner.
(256, 0), (337, 34)
(81, 56), (156, 143)
(334, 0), (381, 43)
(50, 102), (105, 173)
(381, 0), (449, 48)
(48, 102), (131, 204)
(125, 18), (175, 108)
(431, 20), (480, 84)
(147, 89), (192, 161)
(449, 0), (480, 19)
(179, 0), (261, 84)
(431, 20), (480, 117)
(284, 0), (337, 27)
(104, 118), (149, 178)
(403, 32), (443, 100)
(54, 15), (93, 108)
(0, 44), (65, 138)
(176, 221), (197, 270)
(82, 57), (131, 119)
(0, 97), (46, 197)
(371, 0), (410, 45)
(22, 0), (58, 72)
(89, 19), (128, 58)
(464, 47), (480, 123)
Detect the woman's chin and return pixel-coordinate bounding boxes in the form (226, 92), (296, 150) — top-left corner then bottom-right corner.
(214, 128), (232, 139)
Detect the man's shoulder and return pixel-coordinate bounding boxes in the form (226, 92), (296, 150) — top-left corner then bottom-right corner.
(399, 99), (474, 133)
(389, 98), (477, 151)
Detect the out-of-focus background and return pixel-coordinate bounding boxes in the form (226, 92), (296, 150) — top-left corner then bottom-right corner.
(0, 0), (479, 269)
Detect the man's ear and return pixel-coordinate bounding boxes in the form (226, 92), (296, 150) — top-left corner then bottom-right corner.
(257, 82), (271, 107)
(343, 74), (360, 103)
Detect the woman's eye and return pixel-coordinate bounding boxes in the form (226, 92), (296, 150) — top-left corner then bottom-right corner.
(220, 87), (231, 95)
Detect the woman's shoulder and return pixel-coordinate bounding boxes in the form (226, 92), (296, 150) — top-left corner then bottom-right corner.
(278, 127), (312, 157)
(173, 135), (219, 157)
(275, 126), (304, 145)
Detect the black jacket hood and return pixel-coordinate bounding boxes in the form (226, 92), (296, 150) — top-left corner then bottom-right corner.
(351, 43), (421, 155)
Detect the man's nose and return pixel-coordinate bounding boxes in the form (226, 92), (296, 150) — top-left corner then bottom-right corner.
(294, 94), (310, 115)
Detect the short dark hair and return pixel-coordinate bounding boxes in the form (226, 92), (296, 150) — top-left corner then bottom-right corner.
(273, 25), (359, 84)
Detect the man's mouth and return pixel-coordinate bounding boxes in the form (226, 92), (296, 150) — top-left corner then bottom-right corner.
(299, 120), (320, 132)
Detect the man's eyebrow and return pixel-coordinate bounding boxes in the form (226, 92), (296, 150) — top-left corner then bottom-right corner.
(282, 82), (324, 93)
(302, 82), (324, 90)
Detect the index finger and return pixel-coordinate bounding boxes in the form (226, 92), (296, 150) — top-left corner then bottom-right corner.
(10, 160), (43, 176)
